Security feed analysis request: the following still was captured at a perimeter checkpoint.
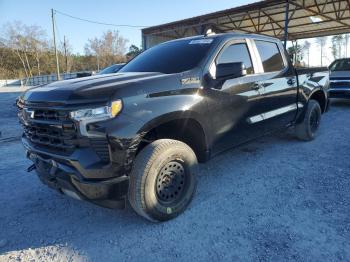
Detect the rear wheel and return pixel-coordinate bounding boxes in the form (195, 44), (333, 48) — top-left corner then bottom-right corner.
(295, 99), (322, 141)
(128, 139), (198, 222)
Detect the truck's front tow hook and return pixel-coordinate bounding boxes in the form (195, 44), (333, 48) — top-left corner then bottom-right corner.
(27, 164), (36, 172)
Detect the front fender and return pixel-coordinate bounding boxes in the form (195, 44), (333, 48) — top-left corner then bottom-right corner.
(121, 89), (210, 137)
(98, 89), (210, 172)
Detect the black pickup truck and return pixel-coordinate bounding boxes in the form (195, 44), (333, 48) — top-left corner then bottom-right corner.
(18, 33), (329, 222)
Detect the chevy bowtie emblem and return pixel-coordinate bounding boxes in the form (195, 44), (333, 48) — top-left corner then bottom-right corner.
(24, 109), (35, 119)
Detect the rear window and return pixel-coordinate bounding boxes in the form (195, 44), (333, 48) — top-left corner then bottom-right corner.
(329, 59), (350, 71)
(120, 38), (215, 74)
(255, 40), (285, 72)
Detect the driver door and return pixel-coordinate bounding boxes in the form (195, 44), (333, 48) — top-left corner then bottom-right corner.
(204, 39), (267, 155)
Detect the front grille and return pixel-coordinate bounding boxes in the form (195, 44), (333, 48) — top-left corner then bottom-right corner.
(33, 109), (68, 121)
(331, 81), (350, 88)
(18, 103), (111, 162)
(23, 122), (77, 152)
(20, 108), (78, 154)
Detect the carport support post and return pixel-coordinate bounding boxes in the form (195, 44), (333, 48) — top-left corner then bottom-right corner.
(200, 24), (205, 35)
(142, 34), (147, 50)
(284, 0), (289, 49)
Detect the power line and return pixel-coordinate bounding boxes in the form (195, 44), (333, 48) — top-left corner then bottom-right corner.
(54, 9), (148, 29)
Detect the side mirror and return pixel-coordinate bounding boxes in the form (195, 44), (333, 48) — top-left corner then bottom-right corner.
(216, 62), (246, 79)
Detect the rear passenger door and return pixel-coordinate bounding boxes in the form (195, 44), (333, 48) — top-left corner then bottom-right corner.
(252, 40), (298, 131)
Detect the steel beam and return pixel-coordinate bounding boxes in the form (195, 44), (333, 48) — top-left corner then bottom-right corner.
(284, 0), (289, 48)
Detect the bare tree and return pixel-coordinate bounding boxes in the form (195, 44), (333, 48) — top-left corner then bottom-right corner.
(344, 34), (349, 57)
(316, 36), (328, 66)
(0, 22), (130, 79)
(331, 35), (344, 60)
(3, 21), (29, 78)
(85, 38), (101, 70)
(288, 41), (303, 66)
(59, 37), (73, 73)
(85, 30), (128, 70)
(303, 40), (311, 67)
(1, 21), (48, 78)
(28, 25), (47, 76)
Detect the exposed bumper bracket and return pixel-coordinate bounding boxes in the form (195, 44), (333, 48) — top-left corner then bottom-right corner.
(27, 164), (36, 172)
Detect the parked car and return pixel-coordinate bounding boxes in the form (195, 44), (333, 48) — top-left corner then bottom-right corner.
(76, 71), (93, 78)
(329, 58), (350, 98)
(17, 33), (329, 222)
(98, 63), (125, 75)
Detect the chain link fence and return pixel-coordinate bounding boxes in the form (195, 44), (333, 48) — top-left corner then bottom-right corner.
(0, 71), (92, 87)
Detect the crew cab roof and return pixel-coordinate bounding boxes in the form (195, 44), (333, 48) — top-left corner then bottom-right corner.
(163, 32), (281, 46)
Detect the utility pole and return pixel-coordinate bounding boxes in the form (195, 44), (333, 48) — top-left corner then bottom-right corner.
(63, 35), (68, 72)
(96, 42), (100, 71)
(51, 9), (60, 80)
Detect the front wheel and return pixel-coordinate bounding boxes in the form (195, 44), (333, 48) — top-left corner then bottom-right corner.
(128, 139), (198, 222)
(295, 99), (322, 141)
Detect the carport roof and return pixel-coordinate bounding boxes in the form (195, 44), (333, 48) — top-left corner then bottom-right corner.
(142, 0), (350, 41)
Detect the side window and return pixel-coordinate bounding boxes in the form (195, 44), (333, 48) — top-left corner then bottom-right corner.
(255, 40), (285, 72)
(216, 43), (254, 74)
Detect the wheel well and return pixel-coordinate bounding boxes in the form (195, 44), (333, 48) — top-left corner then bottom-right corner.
(138, 118), (208, 163)
(310, 90), (326, 113)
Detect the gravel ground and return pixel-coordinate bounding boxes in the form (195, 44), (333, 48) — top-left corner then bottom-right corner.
(0, 92), (349, 261)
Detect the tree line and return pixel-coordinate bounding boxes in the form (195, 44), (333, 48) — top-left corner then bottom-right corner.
(0, 21), (142, 79)
(2, 21), (349, 79)
(288, 34), (350, 67)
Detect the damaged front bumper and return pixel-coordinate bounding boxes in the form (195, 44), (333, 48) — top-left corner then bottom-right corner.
(26, 149), (129, 208)
(19, 102), (146, 208)
(22, 127), (144, 209)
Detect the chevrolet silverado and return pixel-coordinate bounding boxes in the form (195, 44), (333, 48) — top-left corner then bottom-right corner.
(18, 33), (329, 222)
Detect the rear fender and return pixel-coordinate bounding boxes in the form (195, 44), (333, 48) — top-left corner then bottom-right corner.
(295, 87), (328, 124)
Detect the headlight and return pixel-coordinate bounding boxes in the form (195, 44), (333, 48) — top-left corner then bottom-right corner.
(70, 100), (123, 121)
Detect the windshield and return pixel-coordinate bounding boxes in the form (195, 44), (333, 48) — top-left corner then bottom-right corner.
(329, 59), (350, 71)
(119, 38), (215, 74)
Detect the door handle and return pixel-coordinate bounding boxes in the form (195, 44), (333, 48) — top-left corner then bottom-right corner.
(252, 83), (261, 90)
(287, 78), (296, 86)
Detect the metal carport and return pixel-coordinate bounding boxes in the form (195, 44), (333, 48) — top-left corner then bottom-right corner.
(141, 0), (350, 49)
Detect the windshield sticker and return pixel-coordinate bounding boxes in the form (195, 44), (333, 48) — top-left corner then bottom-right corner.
(189, 39), (213, 45)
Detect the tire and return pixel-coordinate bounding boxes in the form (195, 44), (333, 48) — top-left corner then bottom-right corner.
(128, 139), (198, 222)
(295, 99), (322, 141)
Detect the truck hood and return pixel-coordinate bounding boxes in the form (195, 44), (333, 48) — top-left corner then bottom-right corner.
(22, 72), (172, 105)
